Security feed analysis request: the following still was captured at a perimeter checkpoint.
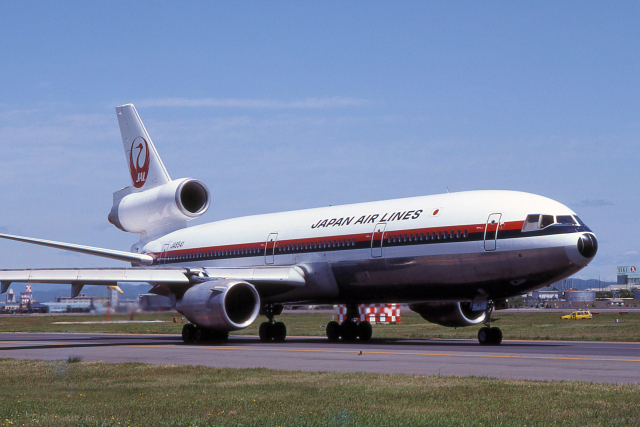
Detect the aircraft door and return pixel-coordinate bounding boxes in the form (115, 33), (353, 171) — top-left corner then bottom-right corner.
(484, 213), (502, 251)
(371, 222), (387, 258)
(265, 233), (278, 265)
(160, 243), (170, 265)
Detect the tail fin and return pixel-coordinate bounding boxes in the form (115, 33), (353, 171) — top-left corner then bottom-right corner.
(116, 104), (170, 191)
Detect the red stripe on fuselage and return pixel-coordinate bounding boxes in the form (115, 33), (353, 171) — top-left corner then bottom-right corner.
(149, 220), (526, 261)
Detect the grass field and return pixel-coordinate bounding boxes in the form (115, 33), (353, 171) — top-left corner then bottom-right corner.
(0, 359), (638, 427)
(0, 310), (639, 342)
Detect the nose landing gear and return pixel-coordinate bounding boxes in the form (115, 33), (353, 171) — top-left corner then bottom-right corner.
(477, 301), (502, 345)
(258, 304), (287, 342)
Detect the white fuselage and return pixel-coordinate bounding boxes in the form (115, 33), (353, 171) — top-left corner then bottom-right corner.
(139, 190), (595, 305)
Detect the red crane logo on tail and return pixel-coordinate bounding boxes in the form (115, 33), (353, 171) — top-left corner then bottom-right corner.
(129, 137), (150, 188)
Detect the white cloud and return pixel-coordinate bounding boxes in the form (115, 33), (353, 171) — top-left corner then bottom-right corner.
(137, 97), (372, 109)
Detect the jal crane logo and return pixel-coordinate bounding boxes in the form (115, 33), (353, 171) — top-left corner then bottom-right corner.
(129, 137), (150, 188)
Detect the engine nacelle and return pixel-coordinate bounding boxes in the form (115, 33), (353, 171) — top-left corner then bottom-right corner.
(108, 178), (210, 234)
(175, 279), (260, 331)
(409, 302), (486, 328)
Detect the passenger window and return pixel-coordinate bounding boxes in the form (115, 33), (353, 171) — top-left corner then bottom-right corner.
(464, 229), (468, 238)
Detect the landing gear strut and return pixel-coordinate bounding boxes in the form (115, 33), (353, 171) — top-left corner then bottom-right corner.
(325, 304), (373, 342)
(181, 323), (229, 344)
(258, 304), (287, 342)
(477, 301), (502, 345)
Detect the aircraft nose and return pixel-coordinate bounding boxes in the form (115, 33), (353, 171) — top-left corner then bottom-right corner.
(577, 233), (598, 259)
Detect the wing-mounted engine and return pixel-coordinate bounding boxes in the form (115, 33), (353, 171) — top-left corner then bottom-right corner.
(108, 178), (210, 235)
(409, 302), (486, 327)
(175, 279), (261, 331)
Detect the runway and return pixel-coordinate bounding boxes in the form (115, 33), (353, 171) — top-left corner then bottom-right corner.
(1, 332), (639, 384)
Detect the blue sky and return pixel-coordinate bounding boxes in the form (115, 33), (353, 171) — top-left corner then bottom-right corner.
(1, 1), (638, 282)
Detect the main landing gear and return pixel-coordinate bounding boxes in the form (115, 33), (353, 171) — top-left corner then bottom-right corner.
(258, 304), (287, 342)
(181, 324), (229, 344)
(325, 304), (373, 342)
(477, 301), (502, 346)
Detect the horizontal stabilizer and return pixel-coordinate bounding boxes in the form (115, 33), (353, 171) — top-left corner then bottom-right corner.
(0, 233), (154, 265)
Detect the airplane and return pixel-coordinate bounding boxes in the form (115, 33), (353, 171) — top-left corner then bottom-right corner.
(0, 104), (598, 345)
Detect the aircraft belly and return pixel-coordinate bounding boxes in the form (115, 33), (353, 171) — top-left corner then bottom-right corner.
(329, 245), (576, 304)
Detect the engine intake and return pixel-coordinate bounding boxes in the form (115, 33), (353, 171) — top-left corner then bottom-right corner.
(108, 178), (210, 234)
(409, 302), (486, 327)
(175, 279), (260, 331)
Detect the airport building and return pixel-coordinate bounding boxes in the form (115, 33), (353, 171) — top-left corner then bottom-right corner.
(563, 290), (595, 302)
(532, 290), (559, 300)
(617, 266), (640, 289)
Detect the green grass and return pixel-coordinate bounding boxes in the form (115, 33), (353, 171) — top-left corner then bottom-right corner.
(0, 359), (638, 426)
(1, 310), (640, 342)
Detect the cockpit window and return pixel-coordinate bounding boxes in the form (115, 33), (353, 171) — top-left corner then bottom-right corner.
(522, 214), (578, 232)
(556, 215), (577, 225)
(522, 215), (540, 232)
(540, 215), (555, 228)
(574, 216), (585, 225)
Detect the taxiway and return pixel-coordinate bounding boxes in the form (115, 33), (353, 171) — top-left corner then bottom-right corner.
(0, 333), (638, 384)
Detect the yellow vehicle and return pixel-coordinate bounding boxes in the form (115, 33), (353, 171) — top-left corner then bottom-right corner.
(561, 310), (593, 320)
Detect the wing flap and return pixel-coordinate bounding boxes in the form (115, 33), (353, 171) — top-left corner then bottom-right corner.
(203, 266), (306, 287)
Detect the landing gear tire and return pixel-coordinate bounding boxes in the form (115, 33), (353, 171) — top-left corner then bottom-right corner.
(357, 321), (373, 341)
(478, 327), (502, 345)
(272, 322), (287, 342)
(478, 327), (489, 345)
(182, 324), (196, 343)
(326, 321), (341, 342)
(490, 327), (502, 345)
(259, 322), (273, 342)
(341, 320), (358, 341)
(194, 327), (207, 343)
(210, 329), (229, 342)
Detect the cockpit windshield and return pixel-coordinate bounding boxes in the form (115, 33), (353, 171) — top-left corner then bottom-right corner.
(522, 214), (578, 231)
(556, 215), (576, 225)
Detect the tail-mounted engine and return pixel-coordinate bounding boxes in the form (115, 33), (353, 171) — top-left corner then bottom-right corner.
(175, 279), (261, 331)
(108, 178), (210, 234)
(409, 302), (486, 327)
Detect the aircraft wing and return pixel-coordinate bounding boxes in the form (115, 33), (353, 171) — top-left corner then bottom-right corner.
(0, 266), (306, 297)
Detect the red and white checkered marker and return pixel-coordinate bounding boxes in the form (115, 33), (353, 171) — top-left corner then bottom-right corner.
(337, 304), (402, 324)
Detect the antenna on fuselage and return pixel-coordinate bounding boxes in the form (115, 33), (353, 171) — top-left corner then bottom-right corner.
(446, 186), (451, 193)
